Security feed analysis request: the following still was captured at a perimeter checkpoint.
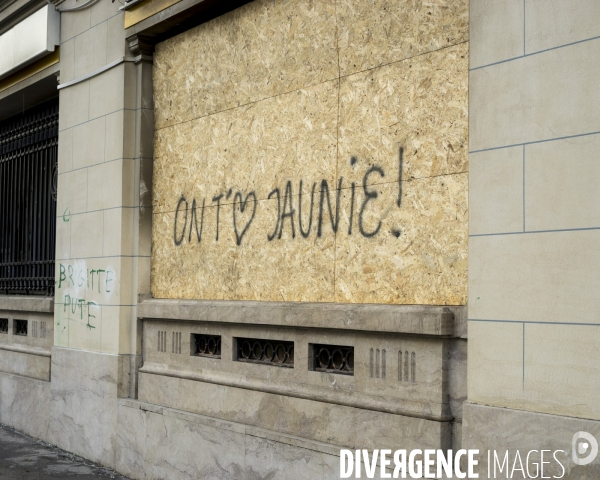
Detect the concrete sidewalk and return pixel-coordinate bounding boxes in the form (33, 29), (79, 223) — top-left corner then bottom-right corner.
(0, 424), (129, 479)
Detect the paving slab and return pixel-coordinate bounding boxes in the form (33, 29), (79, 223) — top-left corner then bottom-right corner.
(0, 424), (129, 479)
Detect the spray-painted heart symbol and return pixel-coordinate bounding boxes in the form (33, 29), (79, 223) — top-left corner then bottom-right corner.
(233, 191), (257, 245)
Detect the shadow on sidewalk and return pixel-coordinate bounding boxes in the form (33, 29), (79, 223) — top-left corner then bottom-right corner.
(0, 424), (130, 479)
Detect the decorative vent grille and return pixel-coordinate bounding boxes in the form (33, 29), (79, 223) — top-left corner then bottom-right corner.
(192, 334), (221, 358)
(14, 319), (27, 336)
(236, 337), (293, 368)
(312, 344), (354, 375)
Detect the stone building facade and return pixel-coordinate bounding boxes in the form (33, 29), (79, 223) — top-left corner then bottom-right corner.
(0, 0), (598, 478)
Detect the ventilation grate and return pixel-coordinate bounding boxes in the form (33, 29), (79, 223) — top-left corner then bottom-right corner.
(192, 334), (221, 358)
(313, 344), (354, 375)
(14, 319), (27, 336)
(236, 338), (293, 368)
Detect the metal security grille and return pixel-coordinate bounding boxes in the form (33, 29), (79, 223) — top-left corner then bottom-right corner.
(192, 334), (221, 358)
(0, 98), (58, 296)
(14, 319), (27, 336)
(236, 337), (294, 368)
(313, 344), (354, 375)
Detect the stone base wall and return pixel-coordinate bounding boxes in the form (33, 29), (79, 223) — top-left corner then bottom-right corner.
(0, 305), (465, 480)
(45, 347), (135, 466)
(0, 372), (51, 440)
(116, 399), (392, 480)
(463, 402), (600, 479)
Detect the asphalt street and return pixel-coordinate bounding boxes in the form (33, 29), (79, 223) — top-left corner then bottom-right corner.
(0, 424), (129, 479)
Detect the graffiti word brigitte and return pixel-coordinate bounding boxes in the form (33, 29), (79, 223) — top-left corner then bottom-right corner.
(57, 263), (115, 293)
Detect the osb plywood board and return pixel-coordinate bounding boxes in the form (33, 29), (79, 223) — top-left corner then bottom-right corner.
(335, 174), (468, 305)
(338, 43), (468, 184)
(151, 196), (337, 302)
(151, 170), (467, 303)
(153, 80), (338, 215)
(153, 0), (338, 130)
(151, 0), (469, 305)
(337, 0), (469, 76)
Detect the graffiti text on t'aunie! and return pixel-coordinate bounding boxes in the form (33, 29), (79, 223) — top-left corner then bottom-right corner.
(173, 150), (404, 247)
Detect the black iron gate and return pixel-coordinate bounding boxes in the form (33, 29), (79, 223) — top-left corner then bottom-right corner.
(0, 98), (58, 296)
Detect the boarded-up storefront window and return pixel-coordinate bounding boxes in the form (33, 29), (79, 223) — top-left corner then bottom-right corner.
(151, 0), (468, 305)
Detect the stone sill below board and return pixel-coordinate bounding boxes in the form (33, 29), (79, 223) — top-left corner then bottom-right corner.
(138, 298), (466, 337)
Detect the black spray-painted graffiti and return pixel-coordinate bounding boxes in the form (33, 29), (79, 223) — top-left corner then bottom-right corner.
(173, 149), (404, 247)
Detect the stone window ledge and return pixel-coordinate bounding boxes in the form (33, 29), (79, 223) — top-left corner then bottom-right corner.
(0, 296), (54, 313)
(0, 343), (51, 358)
(139, 297), (463, 337)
